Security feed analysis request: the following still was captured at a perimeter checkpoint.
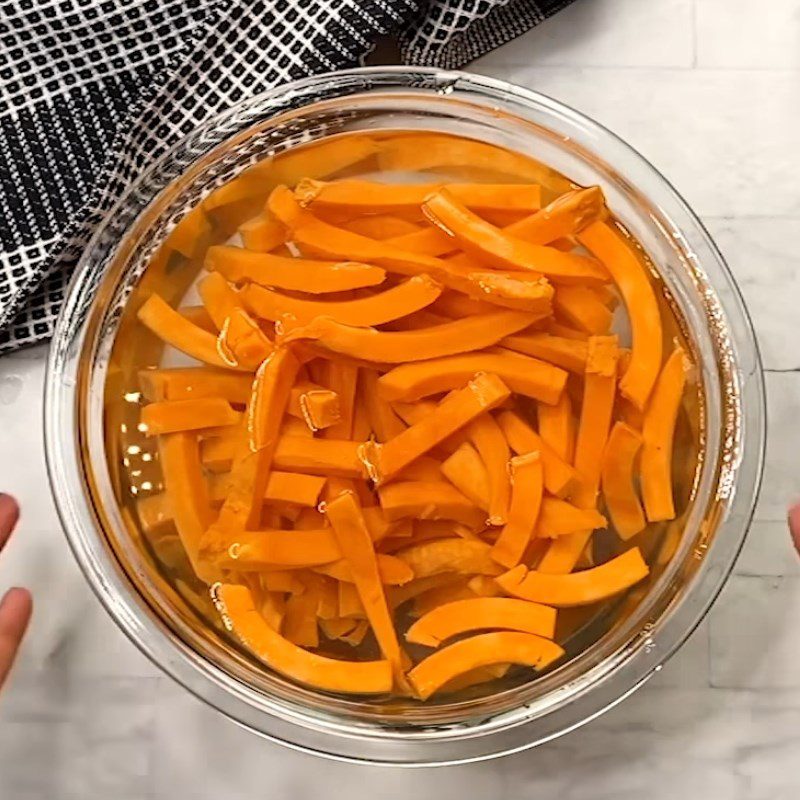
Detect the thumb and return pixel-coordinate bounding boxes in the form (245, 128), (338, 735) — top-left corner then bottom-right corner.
(788, 503), (800, 557)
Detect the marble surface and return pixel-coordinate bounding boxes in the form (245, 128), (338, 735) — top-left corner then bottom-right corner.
(2, 0), (799, 796)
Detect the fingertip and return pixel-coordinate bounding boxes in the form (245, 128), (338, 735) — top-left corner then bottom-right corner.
(788, 503), (800, 556)
(0, 494), (19, 547)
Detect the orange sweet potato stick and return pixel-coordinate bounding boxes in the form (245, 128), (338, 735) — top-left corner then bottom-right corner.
(440, 443), (491, 512)
(422, 191), (609, 284)
(282, 577), (321, 648)
(325, 491), (408, 686)
(578, 221), (662, 410)
(207, 471), (326, 509)
(272, 435), (367, 478)
(496, 547), (650, 607)
(206, 347), (301, 539)
(553, 285), (614, 335)
(369, 373), (511, 483)
(213, 584), (392, 694)
(496, 410), (579, 498)
(211, 529), (341, 569)
(465, 413), (512, 526)
(344, 214), (422, 239)
(491, 452), (544, 569)
(242, 274), (442, 328)
(411, 580), (477, 619)
(407, 631), (564, 700)
(138, 367), (253, 403)
(501, 332), (589, 374)
(137, 293), (239, 370)
(296, 179), (542, 213)
(141, 398), (241, 436)
(395, 539), (502, 579)
(534, 498), (606, 538)
(361, 369), (407, 442)
(280, 309), (537, 364)
(376, 352), (566, 405)
(158, 432), (216, 582)
(315, 554), (414, 586)
(166, 205), (212, 258)
(406, 597), (557, 647)
(198, 271), (244, 331)
(206, 245), (387, 293)
(217, 308), (274, 370)
(378, 480), (486, 529)
(538, 336), (618, 574)
(317, 360), (358, 440)
(641, 347), (688, 522)
(601, 422), (646, 539)
(238, 214), (285, 252)
(538, 391), (576, 463)
(287, 381), (341, 432)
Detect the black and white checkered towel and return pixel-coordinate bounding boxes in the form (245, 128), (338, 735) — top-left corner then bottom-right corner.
(0, 0), (574, 352)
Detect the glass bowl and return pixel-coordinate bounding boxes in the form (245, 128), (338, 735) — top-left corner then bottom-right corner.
(45, 67), (765, 765)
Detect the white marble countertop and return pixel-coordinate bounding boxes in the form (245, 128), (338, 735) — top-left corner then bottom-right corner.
(2, 0), (799, 796)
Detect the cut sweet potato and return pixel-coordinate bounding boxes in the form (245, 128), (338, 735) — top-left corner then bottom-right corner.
(601, 422), (646, 539)
(538, 392), (575, 463)
(138, 367), (253, 404)
(273, 435), (367, 478)
(465, 413), (511, 527)
(361, 369), (407, 442)
(395, 539), (501, 579)
(281, 310), (536, 364)
(287, 381), (341, 432)
(210, 529), (340, 569)
(239, 214), (285, 252)
(497, 547), (650, 607)
(316, 360), (358, 441)
(344, 214), (422, 239)
(206, 245), (387, 293)
(535, 498), (606, 538)
(297, 179), (541, 213)
(369, 373), (511, 483)
(496, 410), (579, 498)
(379, 480), (486, 530)
(441, 443), (490, 511)
(500, 333), (588, 374)
(408, 631), (564, 699)
(158, 432), (215, 582)
(491, 452), (543, 569)
(137, 293), (236, 369)
(406, 597), (557, 647)
(325, 491), (407, 684)
(141, 398), (241, 436)
(641, 348), (688, 522)
(423, 191), (609, 284)
(213, 584), (392, 694)
(376, 352), (566, 405)
(242, 274), (442, 328)
(315, 553), (414, 586)
(578, 221), (662, 410)
(554, 285), (614, 335)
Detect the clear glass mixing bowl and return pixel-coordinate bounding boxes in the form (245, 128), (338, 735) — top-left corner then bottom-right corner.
(45, 67), (765, 765)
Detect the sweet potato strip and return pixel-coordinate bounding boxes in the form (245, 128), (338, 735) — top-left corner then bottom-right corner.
(370, 373), (511, 483)
(208, 471), (325, 508)
(535, 498), (606, 538)
(466, 413), (511, 526)
(491, 453), (543, 569)
(297, 179), (541, 213)
(287, 381), (341, 431)
(361, 369), (406, 442)
(539, 336), (618, 574)
(198, 271), (244, 331)
(213, 584), (392, 694)
(138, 294), (235, 369)
(213, 529), (340, 569)
(496, 410), (579, 498)
(504, 186), (607, 246)
(315, 554), (414, 586)
(317, 360), (358, 440)
(578, 221), (662, 409)
(273, 435), (367, 478)
(497, 547), (650, 607)
(379, 481), (486, 529)
(601, 422), (646, 539)
(538, 392), (575, 463)
(239, 214), (285, 252)
(344, 215), (421, 239)
(207, 347), (301, 538)
(325, 491), (408, 685)
(242, 274), (441, 328)
(206, 245), (387, 293)
(501, 333), (588, 374)
(408, 631), (564, 700)
(423, 191), (609, 284)
(158, 432), (215, 582)
(281, 310), (536, 364)
(139, 367), (253, 403)
(141, 398), (241, 436)
(441, 443), (490, 511)
(641, 348), (688, 522)
(377, 352), (566, 405)
(406, 598), (557, 647)
(554, 285), (614, 335)
(396, 539), (502, 579)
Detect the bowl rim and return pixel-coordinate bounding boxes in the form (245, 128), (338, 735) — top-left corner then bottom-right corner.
(44, 65), (766, 766)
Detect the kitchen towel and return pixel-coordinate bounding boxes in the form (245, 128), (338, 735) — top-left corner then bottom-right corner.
(0, 0), (574, 352)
